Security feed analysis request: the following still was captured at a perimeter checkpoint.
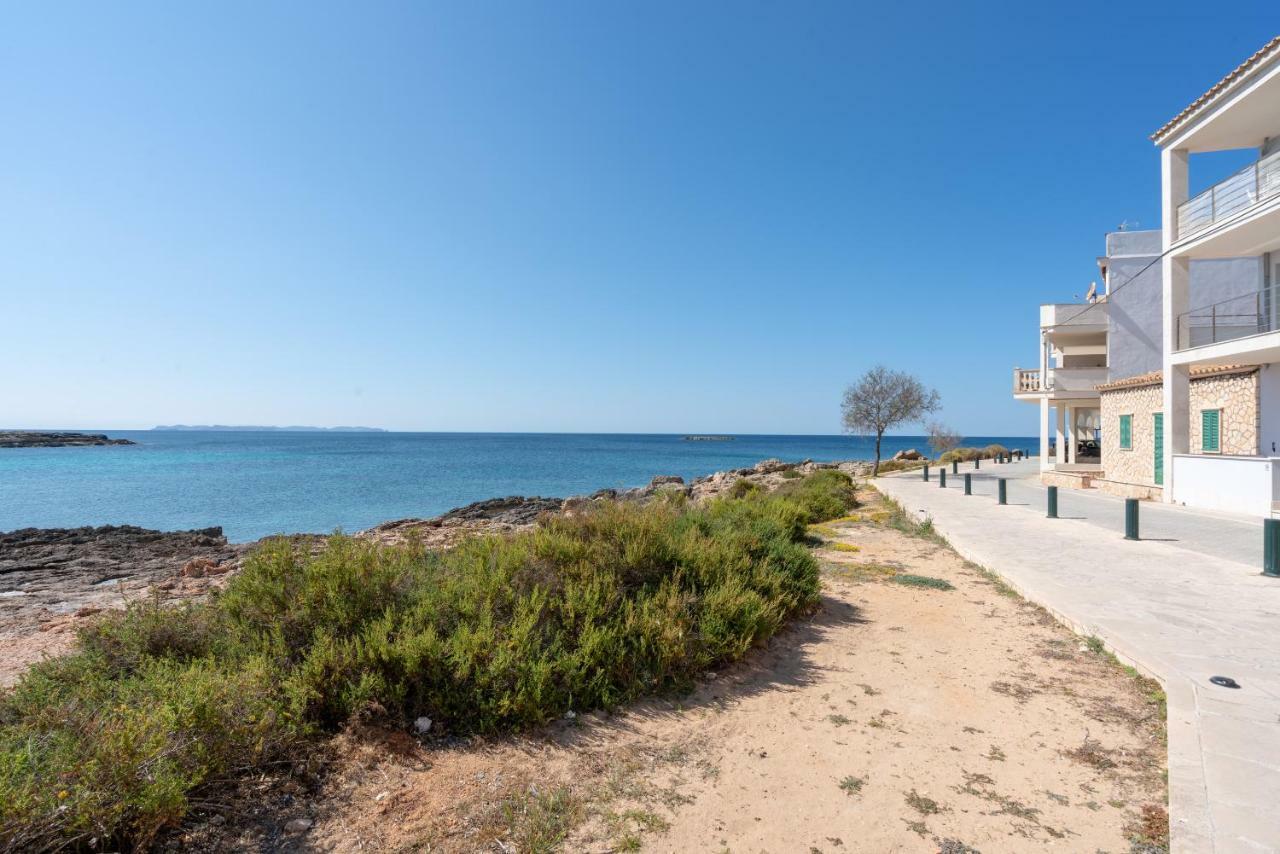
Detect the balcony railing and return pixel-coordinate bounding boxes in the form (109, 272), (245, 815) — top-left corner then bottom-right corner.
(1012, 366), (1107, 394)
(1177, 282), (1280, 350)
(1177, 149), (1280, 240)
(1013, 368), (1042, 392)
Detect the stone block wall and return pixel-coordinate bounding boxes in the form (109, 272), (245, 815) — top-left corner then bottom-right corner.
(1098, 368), (1260, 488)
(1188, 370), (1258, 455)
(1099, 383), (1162, 486)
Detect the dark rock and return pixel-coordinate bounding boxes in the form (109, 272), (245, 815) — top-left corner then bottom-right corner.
(0, 431), (136, 448)
(649, 475), (685, 487)
(0, 525), (245, 628)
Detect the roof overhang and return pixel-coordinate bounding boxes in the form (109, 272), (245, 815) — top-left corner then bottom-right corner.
(1152, 36), (1280, 152)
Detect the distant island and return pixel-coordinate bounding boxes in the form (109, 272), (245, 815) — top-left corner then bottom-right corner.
(152, 425), (388, 433)
(683, 435), (734, 442)
(0, 431), (136, 448)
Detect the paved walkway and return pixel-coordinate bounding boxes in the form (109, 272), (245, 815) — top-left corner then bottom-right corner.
(877, 460), (1280, 854)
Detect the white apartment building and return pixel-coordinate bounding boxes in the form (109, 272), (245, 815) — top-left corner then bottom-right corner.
(1157, 36), (1280, 516)
(1015, 36), (1280, 515)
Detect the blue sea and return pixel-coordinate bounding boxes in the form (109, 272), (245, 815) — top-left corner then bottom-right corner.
(0, 432), (1035, 542)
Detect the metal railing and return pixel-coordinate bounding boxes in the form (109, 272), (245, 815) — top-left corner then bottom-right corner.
(1177, 282), (1280, 350)
(1013, 368), (1042, 392)
(1177, 149), (1280, 240)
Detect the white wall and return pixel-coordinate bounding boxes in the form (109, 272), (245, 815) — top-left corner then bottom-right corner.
(1171, 454), (1276, 517)
(1259, 364), (1280, 456)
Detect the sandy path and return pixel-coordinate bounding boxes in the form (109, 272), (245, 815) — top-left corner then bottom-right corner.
(642, 499), (1166, 853)
(191, 488), (1166, 853)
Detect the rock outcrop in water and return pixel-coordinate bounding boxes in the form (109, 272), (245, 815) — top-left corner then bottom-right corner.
(0, 525), (245, 622)
(360, 495), (565, 548)
(0, 431), (136, 448)
(0, 526), (248, 684)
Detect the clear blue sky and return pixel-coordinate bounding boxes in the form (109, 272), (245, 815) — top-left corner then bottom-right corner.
(2, 3), (1274, 434)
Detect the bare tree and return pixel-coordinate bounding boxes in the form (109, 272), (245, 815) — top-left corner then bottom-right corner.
(926, 421), (962, 458)
(841, 366), (941, 475)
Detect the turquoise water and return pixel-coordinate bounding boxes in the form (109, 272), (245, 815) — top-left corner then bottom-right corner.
(0, 432), (1035, 541)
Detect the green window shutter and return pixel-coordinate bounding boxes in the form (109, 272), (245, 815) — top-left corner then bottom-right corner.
(1202, 409), (1220, 452)
(1119, 415), (1132, 449)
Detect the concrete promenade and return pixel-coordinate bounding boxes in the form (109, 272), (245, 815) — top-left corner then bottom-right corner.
(877, 458), (1280, 854)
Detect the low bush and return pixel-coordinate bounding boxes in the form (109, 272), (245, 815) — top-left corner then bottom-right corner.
(875, 458), (927, 474)
(938, 445), (1013, 464)
(0, 471), (857, 851)
(770, 469), (858, 523)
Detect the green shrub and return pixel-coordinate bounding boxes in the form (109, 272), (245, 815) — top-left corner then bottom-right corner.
(0, 471), (856, 851)
(875, 458), (926, 474)
(770, 469), (858, 523)
(938, 446), (1011, 464)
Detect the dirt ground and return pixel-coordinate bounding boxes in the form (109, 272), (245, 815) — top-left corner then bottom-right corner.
(182, 486), (1167, 854)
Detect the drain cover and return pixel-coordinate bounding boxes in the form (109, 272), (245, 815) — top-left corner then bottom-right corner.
(1209, 676), (1241, 689)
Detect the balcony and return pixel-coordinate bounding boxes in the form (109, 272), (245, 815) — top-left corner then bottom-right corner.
(1177, 283), (1279, 351)
(1013, 368), (1041, 393)
(1012, 366), (1107, 397)
(1177, 149), (1280, 241)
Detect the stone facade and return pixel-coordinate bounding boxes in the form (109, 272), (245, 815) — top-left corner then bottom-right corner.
(1097, 368), (1259, 490)
(1188, 370), (1259, 455)
(1099, 382), (1163, 488)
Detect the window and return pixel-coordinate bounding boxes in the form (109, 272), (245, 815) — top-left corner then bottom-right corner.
(1202, 409), (1221, 453)
(1119, 414), (1132, 450)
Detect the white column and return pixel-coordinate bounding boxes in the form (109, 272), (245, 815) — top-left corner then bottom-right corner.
(1064, 404), (1075, 464)
(1161, 146), (1190, 502)
(1039, 397), (1051, 471)
(1055, 405), (1066, 466)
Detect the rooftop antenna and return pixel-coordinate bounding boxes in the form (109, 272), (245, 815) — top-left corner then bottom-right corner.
(1085, 281), (1098, 303)
(1117, 219), (1140, 231)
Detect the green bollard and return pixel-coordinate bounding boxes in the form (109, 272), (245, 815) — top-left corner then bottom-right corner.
(1047, 485), (1058, 518)
(939, 469), (947, 488)
(963, 473), (971, 495)
(951, 460), (958, 475)
(922, 464), (930, 482)
(1265, 519), (1280, 577)
(1124, 499), (1139, 540)
(997, 478), (1007, 505)
(974, 458), (981, 470)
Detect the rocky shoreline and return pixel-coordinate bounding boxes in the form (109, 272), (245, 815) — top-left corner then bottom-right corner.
(0, 431), (136, 448)
(0, 457), (871, 684)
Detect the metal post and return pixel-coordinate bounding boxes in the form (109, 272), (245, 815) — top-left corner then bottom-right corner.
(964, 473), (971, 495)
(939, 469), (946, 488)
(974, 458), (980, 470)
(951, 460), (958, 475)
(1124, 499), (1139, 540)
(997, 478), (1007, 505)
(1265, 518), (1280, 577)
(922, 464), (929, 482)
(1047, 485), (1058, 518)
